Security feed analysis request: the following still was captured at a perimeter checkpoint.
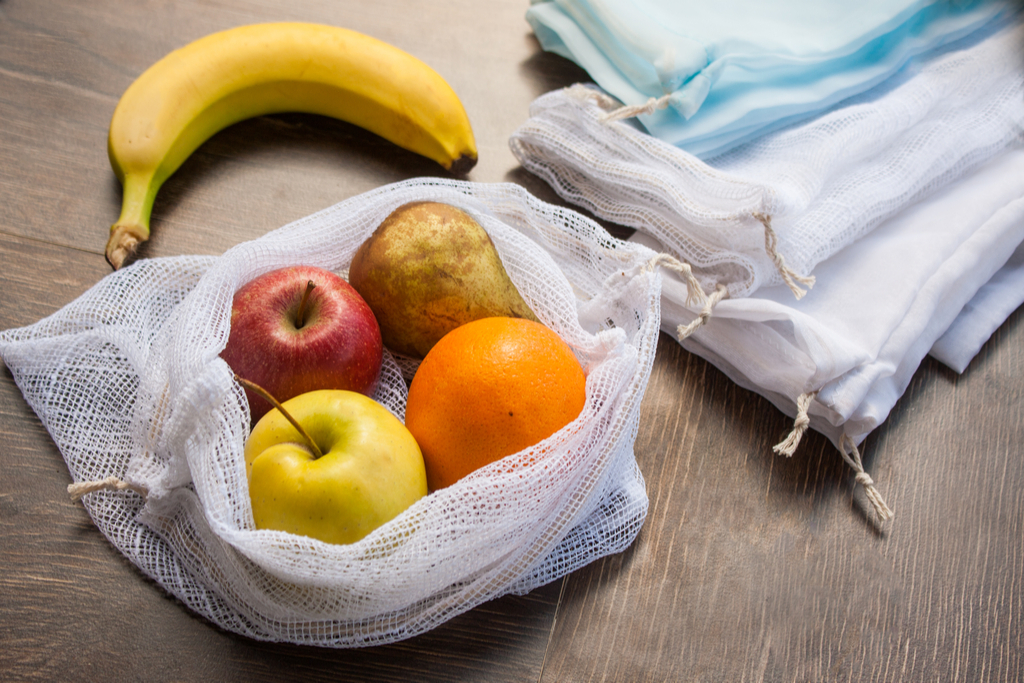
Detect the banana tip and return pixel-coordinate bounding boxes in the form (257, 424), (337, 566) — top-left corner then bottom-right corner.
(448, 154), (477, 176)
(106, 224), (145, 270)
(106, 240), (137, 270)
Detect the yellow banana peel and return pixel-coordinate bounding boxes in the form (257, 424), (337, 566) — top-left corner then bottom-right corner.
(105, 22), (478, 268)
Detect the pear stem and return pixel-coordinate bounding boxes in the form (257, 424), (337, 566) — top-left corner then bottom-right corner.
(295, 280), (316, 328)
(234, 375), (324, 459)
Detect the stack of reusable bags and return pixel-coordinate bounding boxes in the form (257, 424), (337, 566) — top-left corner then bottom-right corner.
(512, 0), (1024, 520)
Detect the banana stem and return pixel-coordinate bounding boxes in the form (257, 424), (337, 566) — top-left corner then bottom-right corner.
(107, 172), (157, 269)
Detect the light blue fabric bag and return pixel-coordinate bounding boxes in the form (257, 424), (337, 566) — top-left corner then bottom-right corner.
(527, 0), (1010, 158)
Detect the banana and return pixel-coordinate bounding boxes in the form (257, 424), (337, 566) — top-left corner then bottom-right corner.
(105, 22), (478, 269)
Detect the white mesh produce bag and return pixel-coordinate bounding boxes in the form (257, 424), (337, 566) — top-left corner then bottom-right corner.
(510, 18), (1024, 299)
(510, 17), (1024, 521)
(0, 178), (670, 647)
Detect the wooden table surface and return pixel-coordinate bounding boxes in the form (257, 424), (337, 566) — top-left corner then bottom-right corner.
(2, 1), (1021, 681)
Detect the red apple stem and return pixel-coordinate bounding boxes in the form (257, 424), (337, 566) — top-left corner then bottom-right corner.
(295, 280), (316, 329)
(234, 374), (324, 459)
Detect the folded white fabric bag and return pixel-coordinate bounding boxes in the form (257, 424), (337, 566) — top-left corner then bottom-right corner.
(0, 179), (671, 647)
(526, 0), (1011, 157)
(511, 16), (1024, 519)
(634, 146), (1024, 519)
(930, 239), (1024, 373)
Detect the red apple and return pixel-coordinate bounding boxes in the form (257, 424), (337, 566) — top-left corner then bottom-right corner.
(221, 265), (383, 423)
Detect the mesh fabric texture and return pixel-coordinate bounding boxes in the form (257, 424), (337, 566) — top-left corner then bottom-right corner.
(0, 178), (664, 647)
(510, 18), (1024, 298)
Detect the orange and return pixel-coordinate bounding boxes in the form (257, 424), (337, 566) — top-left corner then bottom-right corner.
(404, 316), (587, 491)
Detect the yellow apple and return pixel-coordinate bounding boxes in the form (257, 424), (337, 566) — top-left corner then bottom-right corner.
(243, 389), (427, 545)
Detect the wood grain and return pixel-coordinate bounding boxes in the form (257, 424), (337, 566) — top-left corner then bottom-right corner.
(2, 0), (1022, 680)
(0, 0), (593, 261)
(540, 320), (1024, 683)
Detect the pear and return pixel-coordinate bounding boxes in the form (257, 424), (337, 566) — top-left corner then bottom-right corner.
(348, 201), (539, 359)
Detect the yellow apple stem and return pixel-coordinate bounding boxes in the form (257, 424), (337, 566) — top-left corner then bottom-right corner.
(234, 375), (324, 459)
(295, 280), (316, 328)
